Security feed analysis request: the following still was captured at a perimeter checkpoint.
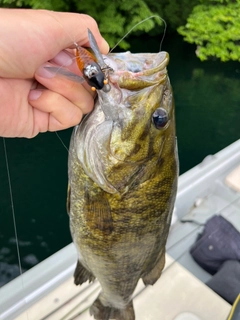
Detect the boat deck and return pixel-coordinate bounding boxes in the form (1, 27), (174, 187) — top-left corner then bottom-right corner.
(167, 163), (240, 284)
(15, 255), (230, 320)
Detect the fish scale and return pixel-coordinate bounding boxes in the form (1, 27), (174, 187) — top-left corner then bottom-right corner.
(68, 50), (178, 320)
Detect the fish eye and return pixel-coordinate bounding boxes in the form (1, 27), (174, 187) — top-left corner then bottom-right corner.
(152, 108), (169, 129)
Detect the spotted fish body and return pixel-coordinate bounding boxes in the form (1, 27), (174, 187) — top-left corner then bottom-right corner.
(67, 51), (178, 320)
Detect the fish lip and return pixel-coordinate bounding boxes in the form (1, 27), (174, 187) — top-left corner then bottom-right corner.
(103, 52), (169, 92)
(105, 51), (169, 77)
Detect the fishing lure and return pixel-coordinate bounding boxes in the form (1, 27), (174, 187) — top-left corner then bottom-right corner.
(47, 29), (112, 92)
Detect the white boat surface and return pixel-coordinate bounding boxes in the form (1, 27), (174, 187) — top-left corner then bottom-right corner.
(1, 139), (240, 320)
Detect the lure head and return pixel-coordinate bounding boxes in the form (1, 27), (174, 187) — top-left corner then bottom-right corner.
(83, 62), (111, 92)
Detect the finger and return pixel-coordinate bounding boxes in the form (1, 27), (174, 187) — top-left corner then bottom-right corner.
(34, 63), (95, 114)
(51, 12), (110, 54)
(0, 9), (109, 78)
(49, 50), (80, 74)
(29, 88), (93, 134)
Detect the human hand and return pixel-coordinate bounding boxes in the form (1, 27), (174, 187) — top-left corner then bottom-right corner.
(0, 9), (109, 138)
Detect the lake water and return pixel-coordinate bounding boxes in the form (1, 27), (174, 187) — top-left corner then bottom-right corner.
(0, 33), (239, 286)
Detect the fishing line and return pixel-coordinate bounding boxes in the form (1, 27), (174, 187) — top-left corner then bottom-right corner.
(158, 16), (167, 52)
(55, 132), (69, 152)
(40, 12), (169, 119)
(52, 14), (168, 72)
(110, 15), (167, 53)
(3, 138), (29, 320)
(3, 138), (22, 274)
(52, 14), (168, 155)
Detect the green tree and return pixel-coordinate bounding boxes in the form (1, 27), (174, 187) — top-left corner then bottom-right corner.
(0, 0), (165, 49)
(146, 0), (199, 30)
(0, 0), (200, 49)
(5, 0), (239, 61)
(178, 0), (240, 61)
(72, 0), (163, 49)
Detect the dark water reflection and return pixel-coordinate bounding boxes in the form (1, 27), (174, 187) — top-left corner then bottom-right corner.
(0, 33), (239, 286)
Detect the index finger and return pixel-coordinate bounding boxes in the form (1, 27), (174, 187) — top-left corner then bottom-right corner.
(48, 11), (110, 54)
(0, 9), (109, 78)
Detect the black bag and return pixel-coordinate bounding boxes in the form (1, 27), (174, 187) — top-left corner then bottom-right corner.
(190, 215), (240, 275)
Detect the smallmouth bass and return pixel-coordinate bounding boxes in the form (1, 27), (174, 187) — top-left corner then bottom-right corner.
(67, 51), (179, 320)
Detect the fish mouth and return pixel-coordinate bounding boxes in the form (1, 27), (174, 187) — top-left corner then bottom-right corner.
(105, 51), (169, 88)
(105, 51), (169, 73)
(98, 52), (169, 121)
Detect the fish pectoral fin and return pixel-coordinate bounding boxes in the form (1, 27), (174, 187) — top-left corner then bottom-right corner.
(74, 260), (95, 285)
(142, 251), (166, 286)
(86, 193), (114, 235)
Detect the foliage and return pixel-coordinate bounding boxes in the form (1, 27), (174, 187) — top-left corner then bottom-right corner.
(0, 0), (69, 10)
(2, 0), (240, 61)
(178, 0), (240, 61)
(0, 0), (165, 49)
(0, 0), (200, 49)
(72, 0), (164, 49)
(146, 0), (199, 30)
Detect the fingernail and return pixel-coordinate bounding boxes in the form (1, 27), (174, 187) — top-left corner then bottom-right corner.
(36, 65), (56, 78)
(28, 89), (43, 100)
(51, 50), (73, 66)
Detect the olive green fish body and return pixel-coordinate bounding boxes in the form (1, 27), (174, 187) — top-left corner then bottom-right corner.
(68, 52), (178, 319)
